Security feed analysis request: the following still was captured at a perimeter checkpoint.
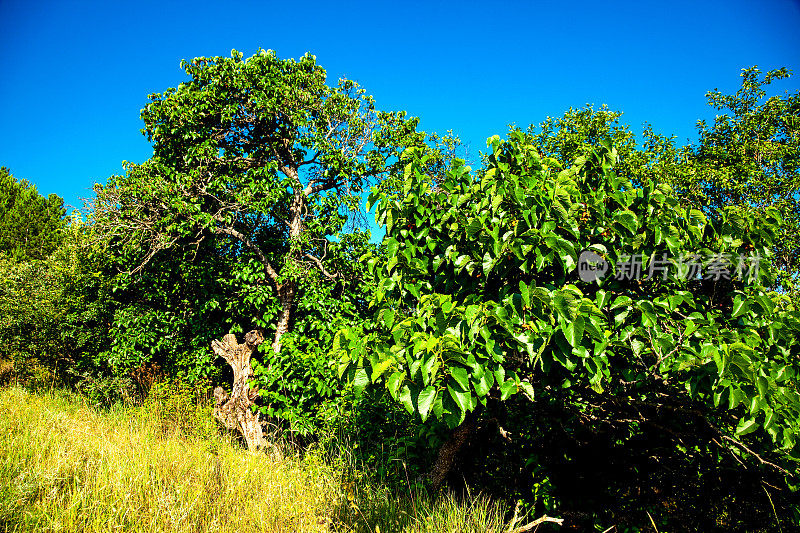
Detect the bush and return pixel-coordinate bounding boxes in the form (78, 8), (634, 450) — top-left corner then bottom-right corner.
(337, 133), (800, 529)
(0, 216), (114, 388)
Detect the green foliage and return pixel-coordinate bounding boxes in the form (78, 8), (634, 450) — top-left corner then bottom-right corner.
(93, 50), (422, 328)
(337, 131), (800, 469)
(693, 67), (799, 211)
(520, 105), (638, 175)
(245, 233), (379, 435)
(690, 67), (800, 291)
(0, 215), (114, 386)
(5, 55), (797, 528)
(0, 167), (66, 262)
(100, 240), (232, 382)
(518, 70), (800, 296)
(92, 49), (430, 434)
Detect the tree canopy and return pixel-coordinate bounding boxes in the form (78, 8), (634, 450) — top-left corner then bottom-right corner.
(0, 167), (67, 262)
(690, 67), (800, 290)
(339, 132), (799, 451)
(94, 49), (427, 356)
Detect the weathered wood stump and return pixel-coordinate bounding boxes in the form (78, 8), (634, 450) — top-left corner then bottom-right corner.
(211, 330), (265, 451)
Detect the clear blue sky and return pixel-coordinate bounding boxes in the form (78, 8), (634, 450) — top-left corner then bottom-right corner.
(1, 0), (798, 211)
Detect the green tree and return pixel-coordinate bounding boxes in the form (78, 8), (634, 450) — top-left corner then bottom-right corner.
(517, 104), (695, 191)
(520, 105), (636, 173)
(0, 167), (67, 262)
(94, 49), (423, 357)
(689, 67), (800, 290)
(516, 68), (800, 294)
(336, 133), (800, 522)
(91, 50), (444, 436)
(0, 215), (114, 389)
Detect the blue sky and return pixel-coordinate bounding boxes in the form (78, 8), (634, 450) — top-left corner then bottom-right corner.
(1, 0), (798, 211)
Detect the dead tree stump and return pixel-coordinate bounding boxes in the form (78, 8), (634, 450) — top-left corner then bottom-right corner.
(211, 330), (265, 451)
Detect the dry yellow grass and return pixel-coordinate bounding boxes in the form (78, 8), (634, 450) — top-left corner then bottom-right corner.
(0, 388), (510, 533)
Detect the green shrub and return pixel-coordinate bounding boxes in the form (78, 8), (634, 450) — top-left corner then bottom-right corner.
(337, 133), (800, 529)
(0, 216), (114, 388)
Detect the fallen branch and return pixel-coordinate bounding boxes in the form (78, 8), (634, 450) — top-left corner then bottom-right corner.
(506, 502), (564, 532)
(720, 435), (794, 478)
(508, 515), (564, 532)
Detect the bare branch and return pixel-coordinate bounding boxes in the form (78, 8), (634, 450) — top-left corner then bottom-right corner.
(508, 516), (564, 532)
(213, 224), (280, 287)
(719, 435), (794, 478)
(303, 252), (340, 280)
(506, 503), (564, 533)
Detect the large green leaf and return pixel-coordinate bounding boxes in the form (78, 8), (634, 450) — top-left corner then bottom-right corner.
(448, 384), (472, 412)
(562, 315), (584, 347)
(417, 386), (437, 422)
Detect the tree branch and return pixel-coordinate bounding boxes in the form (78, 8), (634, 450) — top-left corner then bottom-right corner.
(719, 435), (794, 478)
(305, 180), (338, 195)
(303, 252), (340, 280)
(298, 151), (320, 167)
(508, 516), (564, 532)
(506, 502), (564, 532)
(213, 224), (280, 287)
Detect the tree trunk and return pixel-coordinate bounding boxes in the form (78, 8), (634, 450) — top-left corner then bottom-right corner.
(270, 178), (304, 354)
(428, 416), (476, 490)
(271, 283), (296, 354)
(212, 330), (265, 451)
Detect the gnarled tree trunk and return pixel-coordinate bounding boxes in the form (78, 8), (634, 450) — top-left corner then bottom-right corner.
(212, 330), (265, 451)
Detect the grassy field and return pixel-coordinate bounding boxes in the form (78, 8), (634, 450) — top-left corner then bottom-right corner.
(0, 387), (515, 533)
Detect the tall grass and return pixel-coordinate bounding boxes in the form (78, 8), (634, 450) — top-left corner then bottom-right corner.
(0, 387), (510, 532)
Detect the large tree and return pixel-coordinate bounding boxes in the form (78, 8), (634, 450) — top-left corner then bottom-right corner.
(95, 49), (423, 355)
(0, 167), (66, 262)
(336, 133), (800, 526)
(690, 67), (800, 290)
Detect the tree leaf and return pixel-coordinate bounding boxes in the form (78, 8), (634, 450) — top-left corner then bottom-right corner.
(387, 371), (404, 399)
(448, 384), (471, 412)
(417, 386), (437, 422)
(499, 379), (517, 400)
(562, 315), (584, 347)
(731, 297), (749, 318)
(735, 418), (758, 436)
(519, 381), (535, 401)
(353, 367), (369, 395)
(450, 366), (470, 391)
(398, 385), (414, 414)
